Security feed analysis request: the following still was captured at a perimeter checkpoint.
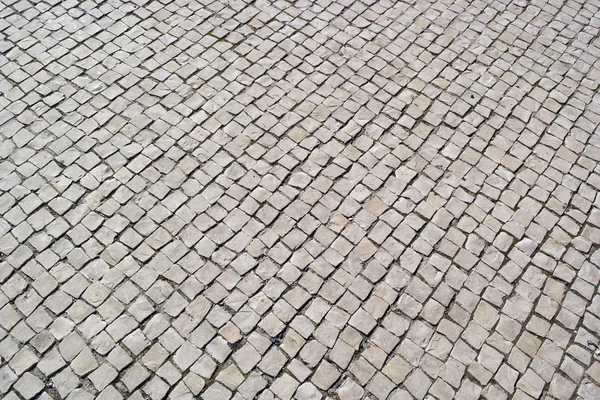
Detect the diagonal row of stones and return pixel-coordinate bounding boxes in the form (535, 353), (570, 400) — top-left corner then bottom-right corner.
(1, 0), (600, 399)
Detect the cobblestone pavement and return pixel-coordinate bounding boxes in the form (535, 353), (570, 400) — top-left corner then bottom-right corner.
(1, 0), (600, 399)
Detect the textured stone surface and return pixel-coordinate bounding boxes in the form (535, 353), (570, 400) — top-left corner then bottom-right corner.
(1, 0), (600, 398)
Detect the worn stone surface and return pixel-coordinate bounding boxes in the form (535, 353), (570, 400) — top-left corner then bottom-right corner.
(1, 0), (600, 398)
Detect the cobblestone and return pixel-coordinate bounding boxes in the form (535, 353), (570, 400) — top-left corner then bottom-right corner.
(1, 0), (600, 398)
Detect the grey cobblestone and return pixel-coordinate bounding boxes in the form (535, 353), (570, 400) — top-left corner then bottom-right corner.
(1, 0), (600, 398)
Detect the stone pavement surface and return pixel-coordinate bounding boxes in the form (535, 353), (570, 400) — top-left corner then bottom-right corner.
(1, 0), (600, 399)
